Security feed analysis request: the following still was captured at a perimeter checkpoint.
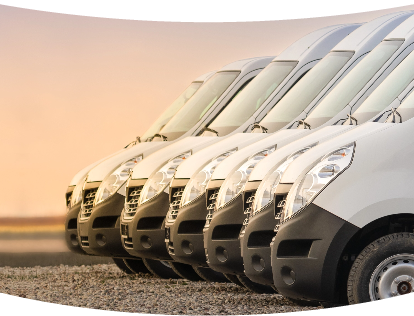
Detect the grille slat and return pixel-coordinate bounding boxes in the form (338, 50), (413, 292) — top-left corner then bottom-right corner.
(204, 189), (219, 227)
(239, 191), (255, 236)
(80, 188), (98, 219)
(124, 186), (144, 218)
(167, 187), (185, 221)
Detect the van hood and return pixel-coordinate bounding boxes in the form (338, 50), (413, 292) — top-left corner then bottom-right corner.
(249, 126), (354, 181)
(130, 136), (218, 180)
(86, 142), (168, 183)
(210, 129), (309, 181)
(281, 122), (393, 184)
(69, 148), (124, 186)
(174, 133), (269, 180)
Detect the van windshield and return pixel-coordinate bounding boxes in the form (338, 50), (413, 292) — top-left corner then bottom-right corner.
(141, 81), (203, 141)
(156, 71), (240, 140)
(351, 48), (414, 123)
(207, 61), (298, 136)
(260, 51), (354, 132)
(304, 40), (403, 127)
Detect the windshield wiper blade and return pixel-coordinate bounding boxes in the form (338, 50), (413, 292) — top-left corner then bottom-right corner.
(390, 107), (402, 123)
(298, 120), (311, 129)
(251, 123), (268, 133)
(124, 136), (141, 148)
(201, 126), (219, 136)
(346, 113), (358, 125)
(152, 133), (168, 141)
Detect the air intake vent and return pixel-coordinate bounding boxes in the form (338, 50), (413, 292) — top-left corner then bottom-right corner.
(80, 236), (89, 247)
(124, 186), (143, 218)
(240, 190), (255, 236)
(273, 194), (287, 235)
(80, 188), (98, 219)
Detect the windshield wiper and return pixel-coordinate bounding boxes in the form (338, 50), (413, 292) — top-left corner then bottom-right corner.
(346, 113), (358, 125)
(124, 136), (141, 148)
(251, 123), (268, 133)
(152, 133), (168, 141)
(201, 126), (219, 136)
(298, 120), (311, 129)
(389, 107), (402, 123)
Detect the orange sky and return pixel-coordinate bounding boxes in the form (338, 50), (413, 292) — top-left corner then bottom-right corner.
(1, 4), (414, 217)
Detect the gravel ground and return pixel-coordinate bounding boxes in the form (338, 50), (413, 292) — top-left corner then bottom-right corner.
(0, 264), (323, 314)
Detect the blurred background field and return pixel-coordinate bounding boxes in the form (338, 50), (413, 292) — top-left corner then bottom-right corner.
(0, 216), (112, 267)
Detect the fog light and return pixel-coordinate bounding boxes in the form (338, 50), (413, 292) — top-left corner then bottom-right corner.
(252, 255), (265, 272)
(141, 235), (153, 248)
(216, 246), (228, 262)
(70, 234), (79, 246)
(181, 240), (194, 255)
(96, 234), (107, 247)
(281, 266), (296, 285)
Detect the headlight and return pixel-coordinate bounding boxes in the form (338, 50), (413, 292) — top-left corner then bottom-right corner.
(252, 144), (317, 215)
(69, 176), (87, 208)
(215, 145), (276, 210)
(139, 151), (191, 204)
(181, 149), (237, 207)
(94, 156), (143, 205)
(282, 143), (355, 222)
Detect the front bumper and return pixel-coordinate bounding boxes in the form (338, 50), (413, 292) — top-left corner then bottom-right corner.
(203, 194), (245, 275)
(165, 194), (208, 267)
(121, 191), (172, 260)
(65, 203), (85, 254)
(78, 192), (133, 258)
(240, 202), (275, 285)
(271, 203), (359, 302)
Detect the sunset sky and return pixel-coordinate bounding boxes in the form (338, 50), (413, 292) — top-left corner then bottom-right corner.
(1, 4), (414, 217)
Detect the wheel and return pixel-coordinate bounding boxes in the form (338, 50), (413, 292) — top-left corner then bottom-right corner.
(223, 273), (244, 287)
(192, 266), (230, 282)
(112, 258), (134, 274)
(124, 258), (150, 274)
(142, 258), (181, 279)
(169, 261), (203, 281)
(237, 275), (277, 294)
(347, 233), (414, 304)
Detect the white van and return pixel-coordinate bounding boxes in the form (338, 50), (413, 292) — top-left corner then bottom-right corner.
(201, 11), (414, 288)
(166, 11), (413, 290)
(75, 57), (274, 279)
(120, 24), (362, 280)
(241, 14), (414, 289)
(270, 56), (414, 304)
(64, 71), (214, 259)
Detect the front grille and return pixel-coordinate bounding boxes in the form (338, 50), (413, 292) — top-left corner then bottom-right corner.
(123, 237), (133, 249)
(273, 194), (287, 235)
(80, 236), (89, 247)
(205, 189), (219, 227)
(167, 242), (174, 255)
(167, 187), (185, 221)
(124, 186), (143, 218)
(80, 188), (98, 219)
(240, 190), (255, 236)
(66, 192), (72, 207)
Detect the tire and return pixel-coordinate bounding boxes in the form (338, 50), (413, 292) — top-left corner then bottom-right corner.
(347, 233), (414, 304)
(192, 266), (230, 282)
(237, 275), (277, 294)
(142, 258), (181, 279)
(112, 258), (134, 274)
(124, 258), (150, 274)
(223, 273), (244, 287)
(169, 261), (203, 281)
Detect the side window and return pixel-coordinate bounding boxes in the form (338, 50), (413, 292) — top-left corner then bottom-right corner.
(201, 77), (255, 131)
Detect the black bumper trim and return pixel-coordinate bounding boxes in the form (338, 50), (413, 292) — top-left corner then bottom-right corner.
(271, 203), (359, 302)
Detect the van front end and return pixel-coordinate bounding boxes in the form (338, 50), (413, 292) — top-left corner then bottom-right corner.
(270, 202), (359, 303)
(165, 188), (209, 266)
